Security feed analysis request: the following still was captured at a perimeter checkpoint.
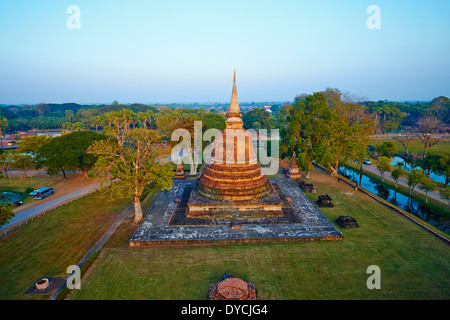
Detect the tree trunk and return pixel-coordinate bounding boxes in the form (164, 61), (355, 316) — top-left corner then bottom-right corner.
(305, 170), (311, 179)
(133, 195), (143, 224)
(330, 166), (338, 177)
(188, 148), (196, 175)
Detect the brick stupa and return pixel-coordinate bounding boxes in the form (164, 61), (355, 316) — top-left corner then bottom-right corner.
(187, 71), (283, 218)
(286, 152), (302, 179)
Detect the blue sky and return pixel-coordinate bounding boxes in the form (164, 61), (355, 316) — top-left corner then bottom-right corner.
(0, 0), (449, 104)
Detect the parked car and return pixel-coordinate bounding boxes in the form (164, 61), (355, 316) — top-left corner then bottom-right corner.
(363, 159), (372, 165)
(12, 201), (23, 207)
(33, 187), (55, 200)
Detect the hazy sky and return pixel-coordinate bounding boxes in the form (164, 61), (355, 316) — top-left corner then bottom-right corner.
(0, 0), (449, 104)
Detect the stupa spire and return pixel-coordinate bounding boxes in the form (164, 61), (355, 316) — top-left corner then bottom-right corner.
(229, 69), (239, 113)
(226, 70), (243, 129)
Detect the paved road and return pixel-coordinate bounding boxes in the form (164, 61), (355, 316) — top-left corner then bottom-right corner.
(1, 183), (101, 231)
(361, 163), (444, 203)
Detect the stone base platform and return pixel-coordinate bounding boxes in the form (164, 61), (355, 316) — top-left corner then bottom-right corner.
(187, 184), (284, 219)
(129, 178), (343, 247)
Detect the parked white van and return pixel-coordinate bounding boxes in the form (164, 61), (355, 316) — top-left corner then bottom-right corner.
(33, 187), (55, 200)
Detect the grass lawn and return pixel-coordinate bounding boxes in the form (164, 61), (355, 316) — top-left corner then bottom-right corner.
(0, 189), (130, 300)
(68, 169), (450, 300)
(369, 136), (450, 154)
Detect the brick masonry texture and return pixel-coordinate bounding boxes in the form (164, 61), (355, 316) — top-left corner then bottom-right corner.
(129, 178), (343, 247)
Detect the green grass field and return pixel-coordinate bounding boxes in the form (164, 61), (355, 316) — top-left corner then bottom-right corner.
(1, 169), (449, 300)
(369, 136), (450, 154)
(0, 190), (130, 300)
(68, 169), (450, 300)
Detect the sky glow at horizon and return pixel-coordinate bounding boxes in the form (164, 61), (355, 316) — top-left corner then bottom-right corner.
(0, 0), (449, 105)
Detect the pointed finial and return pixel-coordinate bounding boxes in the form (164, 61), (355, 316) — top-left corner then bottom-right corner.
(225, 70), (243, 129)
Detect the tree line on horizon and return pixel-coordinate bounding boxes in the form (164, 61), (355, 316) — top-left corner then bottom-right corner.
(0, 92), (448, 134)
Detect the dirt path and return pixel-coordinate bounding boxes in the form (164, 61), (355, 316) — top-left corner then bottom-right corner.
(14, 172), (104, 214)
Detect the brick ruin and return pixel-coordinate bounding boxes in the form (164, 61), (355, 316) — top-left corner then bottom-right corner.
(187, 71), (284, 219)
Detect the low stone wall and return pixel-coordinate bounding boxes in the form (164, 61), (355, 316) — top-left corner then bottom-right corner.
(129, 235), (343, 247)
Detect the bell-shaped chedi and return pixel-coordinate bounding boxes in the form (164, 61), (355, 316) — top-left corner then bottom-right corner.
(187, 71), (283, 218)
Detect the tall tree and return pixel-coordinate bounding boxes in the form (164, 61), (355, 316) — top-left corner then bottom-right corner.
(0, 117), (8, 150)
(407, 168), (426, 195)
(242, 108), (272, 131)
(88, 112), (173, 224)
(391, 164), (405, 189)
(36, 131), (106, 178)
(17, 135), (52, 155)
(0, 201), (14, 227)
(0, 152), (12, 179)
(376, 156), (392, 182)
(393, 127), (414, 155)
(434, 152), (450, 188)
(419, 177), (437, 204)
(281, 92), (331, 179)
(65, 109), (75, 123)
(376, 141), (396, 158)
(10, 152), (34, 178)
(415, 115), (440, 154)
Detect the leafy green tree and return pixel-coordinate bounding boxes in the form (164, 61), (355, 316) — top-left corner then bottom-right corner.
(439, 188), (450, 206)
(36, 131), (106, 178)
(270, 105), (280, 115)
(274, 103), (292, 129)
(281, 92), (331, 179)
(391, 164), (405, 189)
(202, 113), (226, 132)
(242, 108), (272, 131)
(376, 156), (392, 182)
(433, 152), (450, 188)
(65, 109), (74, 123)
(0, 117), (8, 150)
(419, 177), (437, 204)
(17, 135), (52, 155)
(90, 116), (102, 132)
(0, 202), (14, 227)
(0, 152), (12, 179)
(321, 101), (373, 176)
(377, 141), (396, 158)
(412, 154), (441, 178)
(10, 152), (34, 178)
(407, 168), (426, 195)
(88, 112), (173, 224)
